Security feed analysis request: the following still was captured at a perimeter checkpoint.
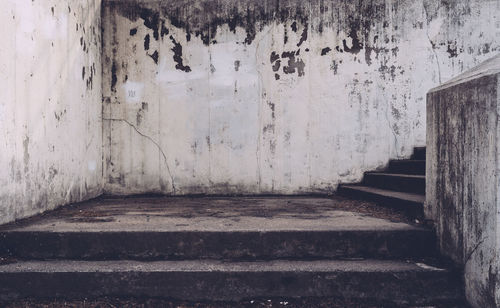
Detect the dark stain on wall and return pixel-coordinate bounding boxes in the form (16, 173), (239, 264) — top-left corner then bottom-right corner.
(161, 20), (169, 38)
(270, 51), (280, 63)
(270, 50), (305, 78)
(297, 22), (308, 47)
(149, 50), (159, 64)
(281, 51), (305, 77)
(342, 21), (363, 54)
(364, 47), (373, 65)
(130, 28), (137, 36)
(111, 61), (118, 92)
(330, 60), (340, 74)
(144, 34), (150, 50)
(104, 0), (492, 86)
(447, 43), (459, 58)
(270, 51), (281, 73)
(170, 36), (191, 72)
(108, 0), (310, 46)
(270, 52), (280, 79)
(139, 8), (161, 40)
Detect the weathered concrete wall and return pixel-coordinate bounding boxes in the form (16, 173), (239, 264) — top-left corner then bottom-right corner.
(426, 55), (500, 308)
(0, 0), (103, 224)
(102, 0), (499, 195)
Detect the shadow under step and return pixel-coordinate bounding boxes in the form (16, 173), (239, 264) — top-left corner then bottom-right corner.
(338, 185), (425, 218)
(411, 147), (426, 160)
(0, 227), (436, 261)
(363, 172), (425, 194)
(387, 159), (425, 175)
(0, 259), (463, 306)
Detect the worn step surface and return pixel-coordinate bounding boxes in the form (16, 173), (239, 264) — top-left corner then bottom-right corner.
(363, 173), (425, 195)
(338, 146), (426, 218)
(337, 185), (425, 218)
(387, 159), (425, 175)
(0, 195), (460, 306)
(0, 259), (463, 305)
(0, 197), (434, 260)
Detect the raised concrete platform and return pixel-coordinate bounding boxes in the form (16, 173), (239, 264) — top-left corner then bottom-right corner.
(0, 196), (463, 305)
(0, 196), (422, 232)
(0, 196), (434, 260)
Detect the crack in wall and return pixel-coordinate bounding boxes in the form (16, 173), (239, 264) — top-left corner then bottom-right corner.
(464, 236), (487, 265)
(423, 4), (442, 84)
(103, 118), (176, 193)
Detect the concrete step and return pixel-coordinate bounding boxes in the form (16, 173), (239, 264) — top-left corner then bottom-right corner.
(0, 228), (436, 261)
(363, 172), (425, 195)
(337, 185), (425, 218)
(0, 259), (464, 305)
(0, 196), (435, 261)
(411, 147), (426, 160)
(387, 159), (425, 175)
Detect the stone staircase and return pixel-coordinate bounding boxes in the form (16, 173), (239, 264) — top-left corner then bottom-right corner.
(0, 148), (465, 306)
(338, 147), (426, 219)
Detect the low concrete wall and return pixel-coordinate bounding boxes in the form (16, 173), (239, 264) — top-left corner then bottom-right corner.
(0, 0), (103, 224)
(102, 0), (499, 195)
(426, 55), (500, 307)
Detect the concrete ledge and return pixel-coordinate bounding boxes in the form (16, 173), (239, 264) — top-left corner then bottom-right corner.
(426, 54), (500, 308)
(0, 229), (435, 261)
(0, 259), (463, 305)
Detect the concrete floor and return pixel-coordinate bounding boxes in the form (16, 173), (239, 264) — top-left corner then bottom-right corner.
(1, 196), (419, 232)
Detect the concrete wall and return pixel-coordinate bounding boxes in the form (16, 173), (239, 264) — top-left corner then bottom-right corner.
(426, 55), (500, 308)
(0, 0), (103, 224)
(102, 0), (500, 195)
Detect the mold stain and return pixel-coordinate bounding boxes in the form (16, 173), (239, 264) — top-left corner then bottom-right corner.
(321, 47), (331, 56)
(170, 36), (191, 72)
(342, 22), (363, 54)
(148, 50), (159, 64)
(111, 61), (118, 92)
(297, 23), (308, 47)
(281, 51), (305, 77)
(447, 43), (459, 58)
(112, 1), (310, 46)
(139, 8), (160, 40)
(330, 60), (339, 75)
(144, 34), (150, 51)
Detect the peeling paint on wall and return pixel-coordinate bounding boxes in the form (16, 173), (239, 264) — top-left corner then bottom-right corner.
(102, 0), (499, 195)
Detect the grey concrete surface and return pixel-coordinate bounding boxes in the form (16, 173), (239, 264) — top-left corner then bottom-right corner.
(2, 196), (420, 233)
(0, 259), (463, 305)
(0, 196), (436, 260)
(426, 54), (500, 308)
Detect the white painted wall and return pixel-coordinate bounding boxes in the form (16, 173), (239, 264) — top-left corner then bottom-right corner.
(102, 0), (500, 195)
(0, 0), (102, 224)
